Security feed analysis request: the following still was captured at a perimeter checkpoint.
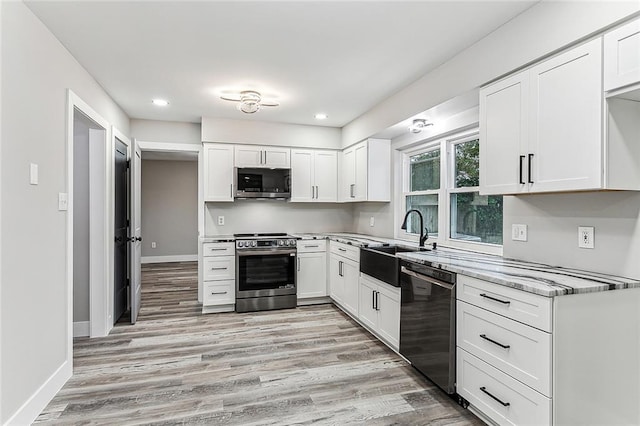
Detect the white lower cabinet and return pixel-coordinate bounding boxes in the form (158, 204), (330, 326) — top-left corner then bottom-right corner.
(358, 273), (400, 350)
(297, 240), (327, 301)
(457, 275), (640, 426)
(328, 241), (359, 317)
(201, 242), (236, 312)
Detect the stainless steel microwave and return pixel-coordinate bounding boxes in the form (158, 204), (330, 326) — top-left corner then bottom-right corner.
(234, 167), (291, 199)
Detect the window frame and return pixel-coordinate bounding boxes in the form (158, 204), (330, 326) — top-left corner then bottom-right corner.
(397, 128), (503, 255)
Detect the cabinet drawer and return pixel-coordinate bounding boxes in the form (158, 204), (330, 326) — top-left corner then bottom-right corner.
(203, 257), (235, 281)
(457, 350), (551, 426)
(330, 241), (359, 262)
(203, 281), (235, 305)
(457, 275), (552, 332)
(203, 242), (235, 257)
(457, 301), (552, 397)
(297, 240), (327, 253)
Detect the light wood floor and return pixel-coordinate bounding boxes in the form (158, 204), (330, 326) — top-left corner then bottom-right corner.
(36, 262), (481, 425)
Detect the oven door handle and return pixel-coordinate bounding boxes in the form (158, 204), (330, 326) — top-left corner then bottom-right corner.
(401, 266), (453, 290)
(237, 249), (297, 256)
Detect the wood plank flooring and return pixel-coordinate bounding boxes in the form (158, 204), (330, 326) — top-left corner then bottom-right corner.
(35, 262), (482, 425)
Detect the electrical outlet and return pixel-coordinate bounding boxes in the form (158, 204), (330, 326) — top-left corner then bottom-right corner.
(151, 242), (157, 249)
(218, 216), (225, 226)
(578, 226), (595, 249)
(369, 217), (375, 227)
(511, 224), (528, 241)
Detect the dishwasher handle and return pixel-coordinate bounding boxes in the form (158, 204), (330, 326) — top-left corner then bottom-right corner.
(401, 266), (454, 290)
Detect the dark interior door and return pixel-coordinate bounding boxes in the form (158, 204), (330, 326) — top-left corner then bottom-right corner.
(114, 140), (128, 322)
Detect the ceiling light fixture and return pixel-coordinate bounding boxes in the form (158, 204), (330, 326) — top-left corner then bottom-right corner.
(408, 118), (433, 133)
(152, 99), (169, 106)
(220, 90), (279, 114)
(314, 113), (328, 120)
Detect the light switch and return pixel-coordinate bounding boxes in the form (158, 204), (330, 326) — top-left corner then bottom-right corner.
(30, 163), (38, 185)
(511, 224), (528, 241)
(369, 217), (375, 227)
(58, 192), (68, 211)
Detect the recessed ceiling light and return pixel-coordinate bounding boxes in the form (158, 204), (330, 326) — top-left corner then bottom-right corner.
(315, 113), (328, 120)
(152, 99), (169, 106)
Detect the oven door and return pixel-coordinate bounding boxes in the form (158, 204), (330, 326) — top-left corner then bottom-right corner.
(236, 248), (297, 298)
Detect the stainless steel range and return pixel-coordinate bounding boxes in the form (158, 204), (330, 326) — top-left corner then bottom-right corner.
(234, 233), (297, 313)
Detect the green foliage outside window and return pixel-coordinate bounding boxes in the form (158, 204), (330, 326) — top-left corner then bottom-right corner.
(410, 150), (440, 191)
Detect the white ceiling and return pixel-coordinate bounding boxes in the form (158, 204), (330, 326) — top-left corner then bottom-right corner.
(26, 1), (537, 128)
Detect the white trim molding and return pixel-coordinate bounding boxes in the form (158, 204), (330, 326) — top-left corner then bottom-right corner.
(141, 255), (198, 264)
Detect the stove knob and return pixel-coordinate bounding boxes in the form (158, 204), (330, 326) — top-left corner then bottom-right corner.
(251, 241), (257, 247)
(278, 240), (284, 246)
(289, 239), (296, 246)
(237, 241), (244, 248)
(284, 240), (290, 246)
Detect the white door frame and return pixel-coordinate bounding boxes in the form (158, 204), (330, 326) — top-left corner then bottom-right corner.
(66, 89), (113, 350)
(136, 141), (203, 302)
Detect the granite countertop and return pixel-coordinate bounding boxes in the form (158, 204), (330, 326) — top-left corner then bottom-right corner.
(396, 247), (640, 297)
(201, 235), (236, 243)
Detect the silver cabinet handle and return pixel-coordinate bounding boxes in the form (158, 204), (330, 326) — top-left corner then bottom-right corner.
(210, 267), (228, 270)
(297, 257), (300, 271)
(230, 183), (233, 198)
(211, 291), (228, 295)
(350, 184), (355, 198)
(260, 150), (263, 165)
(208, 248), (227, 251)
(372, 290), (376, 310)
(338, 247), (347, 252)
(264, 150), (267, 164)
(304, 245), (319, 248)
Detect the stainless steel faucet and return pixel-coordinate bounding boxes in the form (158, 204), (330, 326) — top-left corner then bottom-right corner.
(400, 209), (428, 247)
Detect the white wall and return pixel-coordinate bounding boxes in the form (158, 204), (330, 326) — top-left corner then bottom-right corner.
(342, 1), (640, 147)
(141, 160), (198, 259)
(72, 112), (92, 323)
(131, 119), (201, 144)
(205, 202), (354, 236)
(503, 192), (640, 278)
(202, 117), (342, 149)
(0, 2), (129, 423)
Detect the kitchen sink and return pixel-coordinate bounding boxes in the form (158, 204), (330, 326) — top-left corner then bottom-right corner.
(360, 245), (429, 287)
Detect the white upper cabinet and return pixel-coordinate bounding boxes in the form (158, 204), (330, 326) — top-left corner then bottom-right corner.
(203, 143), (234, 202)
(340, 138), (390, 202)
(234, 145), (290, 168)
(480, 38), (604, 195)
(290, 149), (337, 202)
(604, 17), (640, 92)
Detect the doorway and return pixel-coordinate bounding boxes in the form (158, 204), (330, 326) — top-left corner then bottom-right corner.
(114, 139), (129, 323)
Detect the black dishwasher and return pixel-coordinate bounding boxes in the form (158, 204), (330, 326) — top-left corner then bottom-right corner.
(399, 260), (456, 394)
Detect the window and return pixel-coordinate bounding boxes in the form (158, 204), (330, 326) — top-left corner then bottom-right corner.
(404, 148), (440, 237)
(400, 131), (503, 249)
(449, 138), (503, 245)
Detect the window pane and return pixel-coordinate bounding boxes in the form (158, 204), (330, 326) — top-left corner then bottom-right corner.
(450, 192), (503, 244)
(454, 139), (479, 188)
(410, 149), (440, 191)
(404, 194), (438, 237)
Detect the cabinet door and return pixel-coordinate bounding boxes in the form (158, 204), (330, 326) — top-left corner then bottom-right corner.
(264, 147), (290, 168)
(297, 251), (327, 299)
(342, 258), (359, 316)
(314, 150), (338, 202)
(341, 147), (356, 201)
(529, 38), (602, 193)
(479, 71), (528, 195)
(290, 149), (314, 202)
(377, 285), (400, 349)
(604, 18), (640, 91)
(354, 142), (368, 201)
(358, 277), (378, 330)
(329, 254), (344, 303)
(203, 144), (234, 201)
(234, 145), (262, 167)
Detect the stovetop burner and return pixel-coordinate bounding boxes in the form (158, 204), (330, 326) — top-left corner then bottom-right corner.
(234, 233), (288, 238)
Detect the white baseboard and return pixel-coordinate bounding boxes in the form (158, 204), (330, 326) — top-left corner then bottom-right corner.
(141, 254), (197, 264)
(4, 360), (71, 425)
(73, 321), (90, 338)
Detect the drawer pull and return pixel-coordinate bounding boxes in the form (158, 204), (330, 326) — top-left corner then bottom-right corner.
(479, 386), (510, 407)
(304, 245), (320, 248)
(210, 267), (228, 270)
(338, 248), (347, 252)
(211, 291), (228, 295)
(208, 248), (228, 251)
(479, 334), (511, 349)
(480, 293), (511, 305)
